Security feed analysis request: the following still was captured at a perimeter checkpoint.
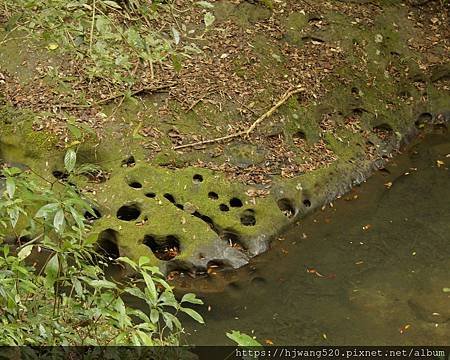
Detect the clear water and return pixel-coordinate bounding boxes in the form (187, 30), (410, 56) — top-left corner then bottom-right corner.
(180, 130), (450, 345)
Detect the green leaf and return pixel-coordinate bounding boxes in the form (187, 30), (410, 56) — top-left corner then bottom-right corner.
(67, 124), (82, 140)
(85, 232), (99, 245)
(138, 256), (150, 267)
(6, 178), (15, 198)
(7, 207), (19, 228)
(69, 206), (85, 231)
(88, 279), (117, 289)
(226, 330), (262, 347)
(64, 148), (77, 173)
(45, 254), (59, 287)
(35, 203), (59, 219)
(180, 307), (204, 324)
(103, 0), (122, 9)
(163, 312), (181, 331)
(196, 1), (214, 9)
(181, 293), (203, 305)
(53, 209), (65, 233)
(150, 308), (159, 324)
(136, 330), (154, 345)
(73, 277), (84, 298)
(17, 245), (33, 261)
(204, 12), (215, 27)
(124, 286), (146, 300)
(142, 272), (157, 302)
(117, 256), (137, 270)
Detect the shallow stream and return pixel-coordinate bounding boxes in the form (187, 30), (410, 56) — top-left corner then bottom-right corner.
(181, 130), (450, 345)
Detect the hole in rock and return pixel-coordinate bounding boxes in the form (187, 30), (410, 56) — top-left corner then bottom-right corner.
(145, 192), (156, 198)
(240, 209), (256, 226)
(415, 112), (433, 127)
(208, 191), (219, 200)
(121, 156), (135, 167)
(301, 36), (325, 43)
(219, 204), (230, 212)
(84, 207), (102, 221)
(96, 229), (120, 260)
(221, 231), (246, 250)
(293, 131), (306, 141)
(193, 174), (203, 183)
(251, 276), (267, 286)
(277, 198), (296, 219)
(164, 193), (176, 203)
(206, 260), (233, 273)
(433, 123), (448, 134)
(303, 199), (311, 207)
(352, 108), (365, 116)
(52, 170), (69, 181)
(373, 123), (394, 140)
(192, 211), (215, 229)
(230, 197), (243, 208)
(116, 204), (141, 221)
(143, 235), (180, 261)
(308, 15), (322, 23)
(373, 123), (393, 132)
(128, 181), (142, 189)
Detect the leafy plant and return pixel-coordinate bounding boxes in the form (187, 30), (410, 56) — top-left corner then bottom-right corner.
(1, 0), (201, 87)
(0, 154), (203, 345)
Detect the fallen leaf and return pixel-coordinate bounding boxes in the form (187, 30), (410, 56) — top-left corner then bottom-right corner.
(47, 43), (59, 50)
(384, 181), (393, 189)
(265, 339), (274, 345)
(399, 324), (411, 334)
(436, 160), (444, 167)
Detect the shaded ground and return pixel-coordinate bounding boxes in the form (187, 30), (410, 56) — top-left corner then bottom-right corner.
(184, 129), (450, 345)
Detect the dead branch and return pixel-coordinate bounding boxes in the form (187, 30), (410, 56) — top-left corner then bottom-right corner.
(174, 86), (305, 150)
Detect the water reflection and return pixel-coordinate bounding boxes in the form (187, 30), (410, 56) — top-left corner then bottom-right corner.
(183, 130), (450, 345)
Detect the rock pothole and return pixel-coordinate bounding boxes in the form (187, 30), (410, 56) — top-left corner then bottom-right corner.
(143, 235), (180, 261)
(230, 197), (243, 208)
(128, 181), (142, 189)
(121, 155), (136, 167)
(240, 209), (256, 226)
(193, 174), (203, 183)
(96, 229), (120, 260)
(277, 198), (296, 218)
(116, 204), (141, 221)
(208, 191), (219, 200)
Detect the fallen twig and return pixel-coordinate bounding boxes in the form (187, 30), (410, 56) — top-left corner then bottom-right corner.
(174, 86), (305, 150)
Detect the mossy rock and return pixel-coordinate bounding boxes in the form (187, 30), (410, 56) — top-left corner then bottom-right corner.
(87, 160), (300, 272)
